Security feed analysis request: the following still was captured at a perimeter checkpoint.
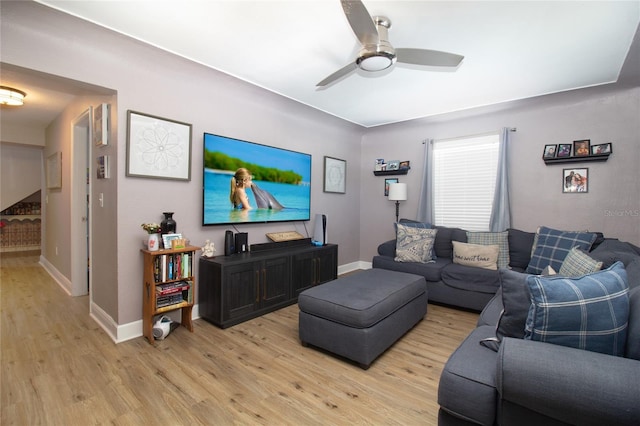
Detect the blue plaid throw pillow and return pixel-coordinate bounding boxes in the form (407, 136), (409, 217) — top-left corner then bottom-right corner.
(526, 226), (597, 274)
(525, 261), (629, 356)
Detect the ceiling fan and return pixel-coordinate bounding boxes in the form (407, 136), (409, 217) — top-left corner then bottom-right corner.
(317, 0), (464, 87)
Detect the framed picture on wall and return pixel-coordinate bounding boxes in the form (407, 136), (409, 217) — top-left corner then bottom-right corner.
(126, 110), (193, 181)
(557, 143), (572, 157)
(563, 168), (588, 193)
(384, 178), (398, 196)
(543, 144), (557, 158)
(323, 156), (346, 193)
(573, 139), (590, 157)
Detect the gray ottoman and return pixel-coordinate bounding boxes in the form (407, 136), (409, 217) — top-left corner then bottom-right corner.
(298, 269), (428, 369)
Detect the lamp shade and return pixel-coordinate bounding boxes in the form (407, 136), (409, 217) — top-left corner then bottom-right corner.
(388, 183), (407, 201)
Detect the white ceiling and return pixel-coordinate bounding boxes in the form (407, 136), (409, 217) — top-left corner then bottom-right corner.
(16, 1), (640, 127)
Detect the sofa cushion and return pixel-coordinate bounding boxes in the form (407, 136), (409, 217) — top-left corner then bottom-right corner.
(467, 231), (510, 269)
(394, 224), (437, 263)
(525, 261), (629, 356)
(526, 226), (597, 274)
(558, 246), (603, 277)
(452, 241), (499, 270)
(398, 218), (432, 228)
(507, 228), (535, 270)
(372, 255), (451, 283)
(441, 263), (501, 294)
(438, 325), (499, 426)
(590, 239), (640, 289)
(433, 226), (467, 259)
(480, 269), (532, 352)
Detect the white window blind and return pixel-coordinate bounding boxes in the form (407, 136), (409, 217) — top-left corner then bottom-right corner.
(432, 133), (499, 231)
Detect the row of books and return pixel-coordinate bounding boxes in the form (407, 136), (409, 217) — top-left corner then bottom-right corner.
(156, 281), (193, 308)
(154, 252), (193, 282)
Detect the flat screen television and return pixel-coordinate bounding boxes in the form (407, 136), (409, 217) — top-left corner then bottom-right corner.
(203, 133), (312, 225)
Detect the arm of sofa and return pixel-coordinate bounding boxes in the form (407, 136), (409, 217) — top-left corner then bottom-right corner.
(497, 337), (640, 425)
(377, 239), (396, 257)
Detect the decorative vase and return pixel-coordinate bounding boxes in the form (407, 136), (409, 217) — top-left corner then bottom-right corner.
(161, 212), (176, 235)
(148, 232), (160, 252)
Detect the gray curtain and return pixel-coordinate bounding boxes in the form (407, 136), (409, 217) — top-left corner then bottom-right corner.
(489, 127), (512, 231)
(416, 139), (434, 224)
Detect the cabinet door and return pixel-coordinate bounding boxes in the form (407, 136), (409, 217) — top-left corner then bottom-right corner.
(223, 262), (259, 321)
(291, 251), (319, 297)
(260, 256), (290, 308)
(316, 246), (338, 284)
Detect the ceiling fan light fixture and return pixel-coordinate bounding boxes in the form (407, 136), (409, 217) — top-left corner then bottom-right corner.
(0, 86), (26, 106)
(356, 51), (396, 72)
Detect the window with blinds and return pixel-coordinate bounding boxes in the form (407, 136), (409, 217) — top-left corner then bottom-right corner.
(432, 133), (499, 231)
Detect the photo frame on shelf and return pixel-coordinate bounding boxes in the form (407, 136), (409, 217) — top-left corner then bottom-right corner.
(93, 103), (109, 146)
(126, 110), (192, 181)
(387, 160), (400, 170)
(543, 144), (557, 158)
(591, 143), (612, 155)
(323, 156), (346, 194)
(162, 233), (183, 250)
(47, 152), (62, 189)
(557, 143), (572, 157)
(573, 139), (590, 157)
(563, 168), (588, 193)
(399, 160), (410, 170)
(384, 178), (398, 196)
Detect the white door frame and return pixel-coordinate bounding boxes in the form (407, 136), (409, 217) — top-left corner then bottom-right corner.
(71, 108), (92, 297)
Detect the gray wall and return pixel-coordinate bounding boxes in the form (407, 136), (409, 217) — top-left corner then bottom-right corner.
(360, 86), (640, 261)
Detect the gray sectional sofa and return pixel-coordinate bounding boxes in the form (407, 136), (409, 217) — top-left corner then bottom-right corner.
(438, 238), (640, 425)
(373, 221), (640, 424)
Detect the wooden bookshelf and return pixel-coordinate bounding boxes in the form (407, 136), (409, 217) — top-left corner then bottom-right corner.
(141, 245), (198, 345)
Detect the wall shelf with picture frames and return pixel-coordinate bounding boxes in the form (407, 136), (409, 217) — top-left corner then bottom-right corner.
(542, 140), (612, 165)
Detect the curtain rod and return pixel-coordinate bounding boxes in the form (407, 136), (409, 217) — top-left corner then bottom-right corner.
(422, 127), (516, 144)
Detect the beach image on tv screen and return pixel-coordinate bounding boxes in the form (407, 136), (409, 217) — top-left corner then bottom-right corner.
(203, 133), (311, 225)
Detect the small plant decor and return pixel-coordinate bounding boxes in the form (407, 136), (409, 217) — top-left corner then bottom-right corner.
(141, 223), (161, 234)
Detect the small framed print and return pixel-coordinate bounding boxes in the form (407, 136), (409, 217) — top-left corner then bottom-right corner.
(543, 144), (557, 158)
(97, 155), (110, 179)
(323, 156), (346, 193)
(384, 178), (398, 196)
(387, 160), (400, 171)
(591, 143), (612, 155)
(399, 160), (410, 170)
(557, 143), (572, 157)
(563, 168), (588, 193)
(94, 103), (109, 146)
(573, 139), (590, 157)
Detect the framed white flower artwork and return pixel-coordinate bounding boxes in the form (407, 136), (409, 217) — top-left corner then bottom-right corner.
(126, 110), (192, 181)
(323, 156), (346, 194)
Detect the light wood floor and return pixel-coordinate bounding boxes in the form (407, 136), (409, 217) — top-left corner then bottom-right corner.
(1, 252), (478, 425)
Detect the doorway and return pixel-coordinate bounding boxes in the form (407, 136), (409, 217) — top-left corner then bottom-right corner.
(71, 109), (91, 297)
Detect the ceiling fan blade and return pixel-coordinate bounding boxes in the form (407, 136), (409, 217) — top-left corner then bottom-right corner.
(316, 62), (358, 87)
(396, 48), (464, 67)
(341, 0), (379, 46)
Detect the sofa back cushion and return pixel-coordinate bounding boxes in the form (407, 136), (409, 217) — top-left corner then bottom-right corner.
(507, 228), (535, 270)
(590, 239), (640, 290)
(434, 226), (467, 258)
(525, 261), (629, 356)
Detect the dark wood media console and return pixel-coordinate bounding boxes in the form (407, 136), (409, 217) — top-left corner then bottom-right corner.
(199, 242), (338, 328)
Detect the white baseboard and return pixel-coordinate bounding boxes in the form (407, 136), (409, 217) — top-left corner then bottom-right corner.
(338, 261), (371, 275)
(39, 255), (72, 295)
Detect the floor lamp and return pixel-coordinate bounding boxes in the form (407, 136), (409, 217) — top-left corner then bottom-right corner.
(388, 183), (407, 223)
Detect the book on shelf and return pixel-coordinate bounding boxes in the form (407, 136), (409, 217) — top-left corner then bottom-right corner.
(156, 280), (191, 295)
